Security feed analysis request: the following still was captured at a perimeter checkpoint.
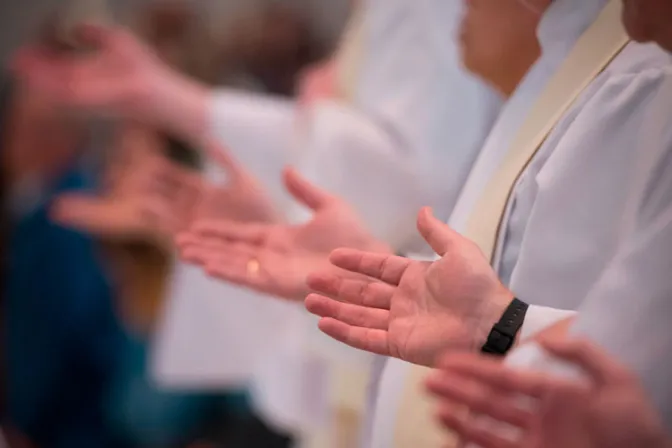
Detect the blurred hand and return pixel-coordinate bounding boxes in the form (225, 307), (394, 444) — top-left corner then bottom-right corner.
(53, 139), (278, 246)
(12, 24), (207, 137)
(426, 338), (671, 448)
(305, 208), (513, 367)
(191, 143), (280, 224)
(297, 58), (337, 106)
(52, 150), (201, 248)
(177, 168), (389, 300)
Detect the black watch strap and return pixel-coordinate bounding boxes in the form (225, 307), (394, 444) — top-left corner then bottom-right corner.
(480, 298), (528, 356)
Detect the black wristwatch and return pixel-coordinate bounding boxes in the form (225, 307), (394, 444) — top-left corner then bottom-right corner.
(480, 298), (529, 356)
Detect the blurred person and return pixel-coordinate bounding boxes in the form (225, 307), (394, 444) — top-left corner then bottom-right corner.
(47, 3), (293, 448)
(0, 58), (127, 448)
(427, 338), (672, 448)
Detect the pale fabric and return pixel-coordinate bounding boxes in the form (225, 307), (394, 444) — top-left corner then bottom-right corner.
(489, 140), (672, 440)
(464, 0), (628, 261)
(519, 306), (577, 341)
(368, 0), (672, 445)
(150, 154), (300, 389)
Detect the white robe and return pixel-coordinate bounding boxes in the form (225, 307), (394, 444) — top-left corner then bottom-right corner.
(152, 0), (501, 440)
(503, 117), (672, 435)
(367, 0), (672, 446)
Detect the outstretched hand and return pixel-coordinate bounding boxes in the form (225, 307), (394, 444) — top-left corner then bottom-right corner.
(305, 208), (514, 367)
(426, 338), (670, 448)
(177, 168), (389, 300)
(12, 23), (206, 138)
(52, 147), (201, 248)
(53, 137), (278, 246)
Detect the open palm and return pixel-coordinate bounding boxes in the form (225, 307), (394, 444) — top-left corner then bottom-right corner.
(305, 207), (514, 367)
(178, 168), (390, 300)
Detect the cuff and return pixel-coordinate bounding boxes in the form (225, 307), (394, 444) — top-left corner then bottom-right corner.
(520, 306), (577, 341)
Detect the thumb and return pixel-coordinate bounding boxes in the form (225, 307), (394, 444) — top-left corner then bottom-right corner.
(416, 207), (459, 256)
(51, 193), (121, 235)
(204, 140), (246, 183)
(283, 167), (331, 211)
(74, 23), (124, 51)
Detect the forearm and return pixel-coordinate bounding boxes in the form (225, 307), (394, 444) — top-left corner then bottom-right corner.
(151, 71), (211, 142)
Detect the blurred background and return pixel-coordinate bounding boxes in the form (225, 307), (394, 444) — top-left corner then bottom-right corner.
(0, 1), (350, 447)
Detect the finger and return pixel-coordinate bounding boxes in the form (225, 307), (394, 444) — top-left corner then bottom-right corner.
(175, 231), (199, 248)
(315, 317), (391, 357)
(190, 219), (268, 245)
(426, 373), (535, 430)
(178, 237), (242, 265)
(329, 248), (411, 286)
(203, 141), (246, 183)
(438, 354), (553, 399)
(165, 160), (203, 189)
(180, 246), (211, 266)
(13, 50), (73, 99)
(305, 294), (389, 330)
(539, 338), (631, 386)
(176, 233), (226, 252)
(306, 272), (393, 309)
(74, 23), (121, 49)
(435, 406), (518, 448)
(207, 263), (265, 292)
(51, 194), (120, 234)
(417, 207), (462, 256)
(283, 167), (332, 211)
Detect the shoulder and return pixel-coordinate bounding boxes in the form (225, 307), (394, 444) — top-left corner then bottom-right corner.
(604, 41), (672, 79)
(569, 42), (672, 121)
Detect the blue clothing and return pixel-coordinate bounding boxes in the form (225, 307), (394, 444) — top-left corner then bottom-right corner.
(3, 164), (250, 447)
(5, 167), (126, 447)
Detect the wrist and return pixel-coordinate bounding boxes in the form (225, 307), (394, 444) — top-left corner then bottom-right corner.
(150, 70), (210, 141)
(471, 287), (516, 352)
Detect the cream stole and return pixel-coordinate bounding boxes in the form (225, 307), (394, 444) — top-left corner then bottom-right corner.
(392, 1), (630, 447)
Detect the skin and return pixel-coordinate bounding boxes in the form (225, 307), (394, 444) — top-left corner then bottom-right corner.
(177, 168), (390, 301)
(621, 0), (672, 51)
(459, 0), (551, 96)
(2, 83), (82, 190)
(427, 338), (672, 448)
(305, 209), (514, 367)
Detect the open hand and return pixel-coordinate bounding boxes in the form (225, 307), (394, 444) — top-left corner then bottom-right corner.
(52, 146), (200, 248)
(305, 208), (514, 367)
(177, 168), (389, 300)
(12, 23), (205, 137)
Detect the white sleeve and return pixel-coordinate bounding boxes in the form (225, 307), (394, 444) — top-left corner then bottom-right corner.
(519, 139), (672, 430)
(208, 89), (298, 208)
